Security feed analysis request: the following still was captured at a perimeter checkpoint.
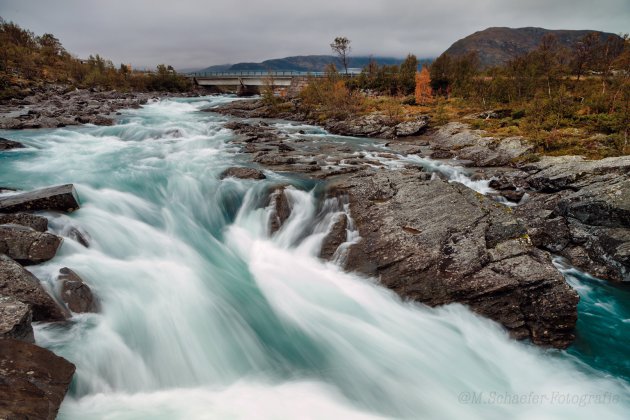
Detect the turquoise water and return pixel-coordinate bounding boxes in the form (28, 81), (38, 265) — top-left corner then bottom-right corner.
(1, 96), (629, 419)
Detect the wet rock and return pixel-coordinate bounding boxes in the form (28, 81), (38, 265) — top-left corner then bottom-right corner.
(340, 170), (578, 348)
(65, 226), (91, 247)
(269, 187), (291, 234)
(0, 225), (62, 265)
(0, 184), (80, 213)
(219, 167), (266, 180)
(513, 156), (630, 281)
(0, 255), (67, 321)
(58, 267), (98, 313)
(0, 339), (75, 420)
(0, 213), (48, 232)
(0, 138), (25, 150)
(320, 213), (348, 260)
(0, 296), (34, 342)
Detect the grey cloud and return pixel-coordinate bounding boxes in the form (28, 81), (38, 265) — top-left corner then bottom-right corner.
(1, 0), (628, 69)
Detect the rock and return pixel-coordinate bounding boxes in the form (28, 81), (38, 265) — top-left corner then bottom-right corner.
(58, 267), (98, 313)
(0, 255), (67, 321)
(0, 213), (48, 232)
(320, 213), (348, 259)
(0, 225), (62, 265)
(0, 296), (34, 342)
(219, 167), (266, 180)
(0, 138), (25, 150)
(394, 117), (430, 137)
(429, 150), (454, 159)
(339, 170), (578, 348)
(0, 184), (80, 213)
(430, 122), (533, 166)
(512, 156), (630, 281)
(0, 339), (75, 420)
(269, 187), (291, 234)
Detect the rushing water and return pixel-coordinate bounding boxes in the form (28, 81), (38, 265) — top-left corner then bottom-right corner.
(1, 96), (629, 419)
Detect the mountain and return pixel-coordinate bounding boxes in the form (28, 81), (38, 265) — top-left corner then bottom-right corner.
(441, 27), (622, 68)
(196, 55), (431, 73)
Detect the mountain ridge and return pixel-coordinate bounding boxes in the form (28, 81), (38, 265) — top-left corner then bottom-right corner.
(442, 26), (622, 68)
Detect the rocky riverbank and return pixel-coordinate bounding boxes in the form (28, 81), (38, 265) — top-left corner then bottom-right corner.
(0, 182), (98, 419)
(0, 85), (201, 129)
(208, 98), (630, 349)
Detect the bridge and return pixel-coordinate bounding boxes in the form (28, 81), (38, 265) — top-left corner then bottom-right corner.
(188, 71), (356, 95)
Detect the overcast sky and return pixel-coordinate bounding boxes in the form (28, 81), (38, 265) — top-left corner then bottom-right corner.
(1, 0), (628, 70)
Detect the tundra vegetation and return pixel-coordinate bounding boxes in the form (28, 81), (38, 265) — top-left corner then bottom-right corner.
(297, 34), (630, 159)
(0, 18), (192, 99)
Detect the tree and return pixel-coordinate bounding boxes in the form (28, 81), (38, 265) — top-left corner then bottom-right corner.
(571, 32), (600, 81)
(415, 66), (433, 105)
(330, 36), (351, 75)
(399, 54), (418, 95)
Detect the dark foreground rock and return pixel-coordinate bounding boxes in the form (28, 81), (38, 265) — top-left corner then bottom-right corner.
(0, 212), (48, 232)
(0, 339), (75, 420)
(58, 267), (99, 313)
(0, 184), (80, 213)
(0, 138), (25, 150)
(334, 169), (578, 348)
(0, 296), (34, 342)
(220, 167), (266, 180)
(0, 225), (62, 265)
(0, 255), (67, 321)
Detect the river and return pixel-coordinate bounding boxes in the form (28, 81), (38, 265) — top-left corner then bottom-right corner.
(1, 96), (629, 419)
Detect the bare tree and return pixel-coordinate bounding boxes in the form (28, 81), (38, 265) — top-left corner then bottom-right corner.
(330, 36), (351, 75)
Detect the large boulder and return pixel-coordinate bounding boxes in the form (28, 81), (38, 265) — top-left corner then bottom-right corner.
(0, 225), (62, 265)
(0, 184), (80, 213)
(336, 169), (578, 348)
(58, 267), (99, 313)
(0, 339), (75, 420)
(0, 296), (34, 342)
(0, 255), (67, 321)
(0, 213), (48, 232)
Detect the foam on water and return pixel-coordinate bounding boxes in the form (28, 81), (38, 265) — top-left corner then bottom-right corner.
(1, 96), (628, 419)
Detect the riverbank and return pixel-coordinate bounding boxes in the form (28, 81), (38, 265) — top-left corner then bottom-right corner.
(0, 85), (202, 129)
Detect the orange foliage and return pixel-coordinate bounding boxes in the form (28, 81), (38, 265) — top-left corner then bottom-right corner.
(415, 67), (433, 105)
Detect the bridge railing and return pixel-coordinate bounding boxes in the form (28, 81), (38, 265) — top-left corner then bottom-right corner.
(188, 71), (358, 78)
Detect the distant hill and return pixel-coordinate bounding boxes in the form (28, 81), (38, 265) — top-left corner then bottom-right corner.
(195, 55), (431, 73)
(442, 27), (622, 68)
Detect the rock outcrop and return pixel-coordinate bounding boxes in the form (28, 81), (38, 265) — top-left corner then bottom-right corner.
(0, 184), (80, 213)
(0, 339), (75, 420)
(430, 122), (533, 166)
(0, 225), (62, 265)
(334, 169), (578, 348)
(0, 296), (34, 342)
(220, 167), (266, 180)
(58, 267), (99, 313)
(509, 156), (630, 282)
(0, 255), (67, 321)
